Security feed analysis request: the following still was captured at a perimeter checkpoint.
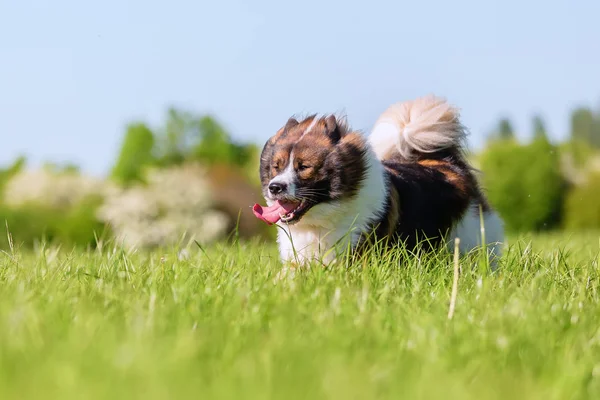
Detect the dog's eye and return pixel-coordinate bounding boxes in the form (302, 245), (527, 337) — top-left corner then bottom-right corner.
(272, 164), (280, 171)
(297, 164), (310, 172)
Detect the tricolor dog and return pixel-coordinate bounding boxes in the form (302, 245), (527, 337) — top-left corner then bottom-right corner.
(253, 95), (503, 266)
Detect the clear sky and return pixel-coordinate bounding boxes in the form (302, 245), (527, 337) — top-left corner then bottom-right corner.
(1, 0), (599, 176)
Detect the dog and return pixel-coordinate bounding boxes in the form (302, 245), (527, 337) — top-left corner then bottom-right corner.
(253, 95), (503, 266)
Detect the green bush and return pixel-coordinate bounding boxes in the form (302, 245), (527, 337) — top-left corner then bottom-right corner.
(111, 123), (156, 185)
(0, 196), (108, 250)
(479, 137), (565, 232)
(563, 172), (600, 229)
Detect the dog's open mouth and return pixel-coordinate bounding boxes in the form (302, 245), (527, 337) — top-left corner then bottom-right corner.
(253, 200), (310, 225)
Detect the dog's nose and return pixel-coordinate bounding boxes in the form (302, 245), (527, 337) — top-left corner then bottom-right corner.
(269, 182), (287, 195)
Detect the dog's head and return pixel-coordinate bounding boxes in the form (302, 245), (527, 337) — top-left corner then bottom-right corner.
(254, 115), (368, 225)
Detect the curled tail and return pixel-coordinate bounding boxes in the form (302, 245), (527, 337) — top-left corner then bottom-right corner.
(368, 95), (467, 161)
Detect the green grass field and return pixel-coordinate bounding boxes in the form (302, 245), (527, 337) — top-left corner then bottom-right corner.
(1, 231), (599, 400)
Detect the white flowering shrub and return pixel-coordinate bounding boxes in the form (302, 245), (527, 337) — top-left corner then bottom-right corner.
(97, 163), (230, 249)
(3, 169), (107, 209)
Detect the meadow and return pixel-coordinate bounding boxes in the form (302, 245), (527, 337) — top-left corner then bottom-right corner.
(0, 231), (599, 400)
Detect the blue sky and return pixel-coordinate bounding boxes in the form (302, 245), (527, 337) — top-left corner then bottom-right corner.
(1, 0), (599, 176)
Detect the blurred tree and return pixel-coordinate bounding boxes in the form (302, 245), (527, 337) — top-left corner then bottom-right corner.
(570, 107), (594, 145)
(42, 162), (80, 174)
(192, 115), (235, 165)
(152, 108), (258, 171)
(532, 115), (548, 140)
(564, 171), (600, 229)
(480, 136), (564, 232)
(111, 123), (156, 185)
(593, 108), (600, 148)
(498, 118), (515, 140)
(156, 108), (199, 166)
(525, 134), (565, 228)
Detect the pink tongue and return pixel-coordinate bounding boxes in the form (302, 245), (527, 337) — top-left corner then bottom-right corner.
(252, 200), (299, 225)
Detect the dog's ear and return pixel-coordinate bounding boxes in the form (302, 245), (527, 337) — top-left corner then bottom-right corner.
(324, 115), (342, 143)
(285, 117), (299, 131)
(269, 117), (299, 144)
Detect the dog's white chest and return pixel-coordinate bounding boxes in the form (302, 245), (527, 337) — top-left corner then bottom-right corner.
(276, 224), (356, 264)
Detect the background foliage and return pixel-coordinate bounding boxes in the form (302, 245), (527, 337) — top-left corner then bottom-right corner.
(1, 102), (600, 249)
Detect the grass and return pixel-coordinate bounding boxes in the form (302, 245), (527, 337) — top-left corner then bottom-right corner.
(0, 231), (600, 399)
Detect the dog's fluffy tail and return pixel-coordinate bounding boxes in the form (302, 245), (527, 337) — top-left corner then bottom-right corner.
(369, 95), (467, 161)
